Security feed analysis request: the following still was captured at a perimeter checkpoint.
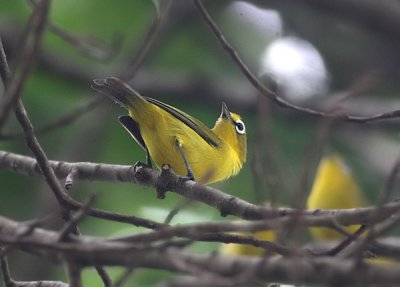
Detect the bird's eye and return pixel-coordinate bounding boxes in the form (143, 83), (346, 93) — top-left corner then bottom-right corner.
(235, 120), (245, 134)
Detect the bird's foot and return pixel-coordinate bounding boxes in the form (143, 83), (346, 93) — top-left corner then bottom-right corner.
(131, 161), (154, 184)
(179, 174), (195, 183)
(133, 161), (152, 170)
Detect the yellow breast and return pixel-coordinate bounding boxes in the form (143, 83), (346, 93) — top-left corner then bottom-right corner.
(132, 106), (243, 184)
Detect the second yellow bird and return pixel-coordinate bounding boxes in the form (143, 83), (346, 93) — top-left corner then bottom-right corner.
(92, 77), (247, 184)
(307, 153), (366, 240)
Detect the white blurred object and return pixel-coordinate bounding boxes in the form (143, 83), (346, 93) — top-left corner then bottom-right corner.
(260, 36), (329, 102)
(226, 1), (282, 38)
(223, 1), (283, 67)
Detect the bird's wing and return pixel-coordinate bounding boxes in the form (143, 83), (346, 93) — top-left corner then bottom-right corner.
(118, 115), (147, 151)
(144, 97), (221, 147)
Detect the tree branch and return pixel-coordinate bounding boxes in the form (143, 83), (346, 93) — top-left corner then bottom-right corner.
(1, 150), (400, 228)
(0, 96), (104, 141)
(120, 0), (172, 81)
(26, 0), (122, 61)
(193, 0), (400, 124)
(0, 215), (400, 286)
(1, 254), (69, 287)
(0, 0), (50, 131)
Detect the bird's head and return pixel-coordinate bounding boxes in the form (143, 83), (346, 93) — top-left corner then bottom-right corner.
(212, 102), (247, 165)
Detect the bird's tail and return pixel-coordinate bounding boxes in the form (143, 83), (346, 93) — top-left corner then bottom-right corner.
(92, 77), (146, 109)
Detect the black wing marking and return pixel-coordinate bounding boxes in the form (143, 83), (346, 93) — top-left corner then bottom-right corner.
(118, 115), (146, 150)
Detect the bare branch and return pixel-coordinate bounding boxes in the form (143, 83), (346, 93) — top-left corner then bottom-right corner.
(26, 0), (122, 61)
(164, 198), (193, 224)
(13, 100), (73, 217)
(0, 38), (10, 84)
(1, 150), (400, 227)
(58, 194), (97, 241)
(316, 225), (367, 256)
(0, 2), (74, 224)
(48, 25), (122, 62)
(114, 267), (135, 287)
(344, 157), (400, 261)
(204, 233), (294, 256)
(121, 0), (172, 81)
(0, 96), (104, 141)
(94, 266), (113, 287)
(193, 0), (400, 124)
(0, 0), (50, 130)
(1, 254), (69, 287)
(0, 256), (13, 287)
(1, 215), (400, 286)
(1, 34), (160, 234)
(0, 153), (164, 228)
(66, 263), (82, 287)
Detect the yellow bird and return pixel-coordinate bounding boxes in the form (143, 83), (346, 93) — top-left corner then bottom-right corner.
(307, 153), (366, 240)
(92, 77), (247, 184)
(219, 229), (277, 256)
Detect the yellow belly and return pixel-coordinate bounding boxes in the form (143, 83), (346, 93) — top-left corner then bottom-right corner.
(138, 112), (241, 184)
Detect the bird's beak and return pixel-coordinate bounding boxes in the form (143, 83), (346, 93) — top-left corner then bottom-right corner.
(221, 102), (233, 122)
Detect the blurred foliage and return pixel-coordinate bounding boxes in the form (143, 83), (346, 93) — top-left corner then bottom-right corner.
(0, 0), (397, 286)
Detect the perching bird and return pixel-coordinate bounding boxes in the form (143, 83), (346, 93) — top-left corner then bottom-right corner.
(92, 77), (247, 184)
(307, 153), (366, 240)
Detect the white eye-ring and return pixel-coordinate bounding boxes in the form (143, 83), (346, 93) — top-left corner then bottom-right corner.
(235, 120), (246, 134)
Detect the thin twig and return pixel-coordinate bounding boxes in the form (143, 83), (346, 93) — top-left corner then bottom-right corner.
(0, 256), (13, 287)
(203, 233), (295, 256)
(49, 25), (122, 62)
(0, 3), (72, 219)
(13, 98), (118, 287)
(121, 0), (172, 81)
(94, 266), (113, 287)
(114, 267), (135, 287)
(111, 210), (394, 247)
(66, 262), (82, 287)
(0, 96), (104, 141)
(251, 95), (290, 205)
(14, 100), (72, 217)
(282, 73), (377, 244)
(380, 156), (400, 204)
(164, 198), (193, 224)
(58, 194), (97, 241)
(27, 0), (122, 61)
(1, 255), (69, 287)
(1, 19), (113, 287)
(341, 209), (400, 260)
(318, 225), (368, 256)
(193, 0), (400, 124)
(0, 0), (50, 131)
(0, 38), (10, 84)
(0, 246), (10, 258)
(346, 156), (400, 261)
(1, 215), (400, 286)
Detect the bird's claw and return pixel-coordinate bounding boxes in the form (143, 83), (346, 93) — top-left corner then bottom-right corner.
(133, 161), (152, 171)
